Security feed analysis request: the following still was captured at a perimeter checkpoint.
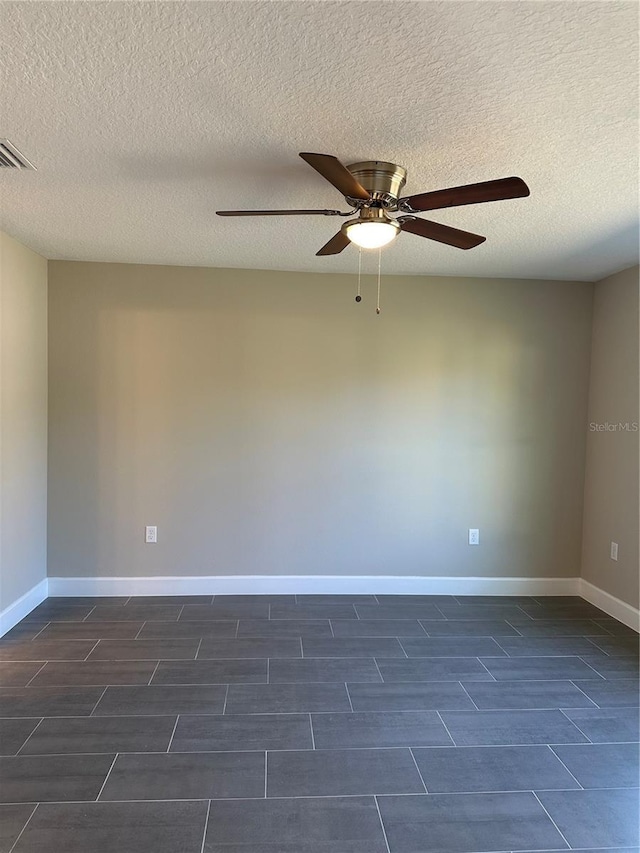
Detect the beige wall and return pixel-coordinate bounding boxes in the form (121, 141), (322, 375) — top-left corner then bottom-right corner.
(0, 232), (48, 610)
(48, 261), (593, 580)
(581, 265), (639, 608)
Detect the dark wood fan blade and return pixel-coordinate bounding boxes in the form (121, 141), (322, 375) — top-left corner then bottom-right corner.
(217, 209), (344, 216)
(316, 230), (351, 256)
(401, 177), (530, 212)
(300, 153), (371, 201)
(399, 217), (485, 249)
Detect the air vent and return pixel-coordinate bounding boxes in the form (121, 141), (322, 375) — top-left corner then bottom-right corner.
(0, 139), (36, 170)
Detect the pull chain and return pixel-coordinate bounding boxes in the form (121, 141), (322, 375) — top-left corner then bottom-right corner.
(376, 248), (382, 314)
(355, 248), (362, 303)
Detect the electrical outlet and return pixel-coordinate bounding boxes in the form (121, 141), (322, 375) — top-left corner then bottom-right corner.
(145, 526), (157, 544)
(610, 541), (618, 561)
(468, 528), (480, 545)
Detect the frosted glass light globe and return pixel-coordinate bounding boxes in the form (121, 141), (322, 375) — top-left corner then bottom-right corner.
(344, 219), (399, 249)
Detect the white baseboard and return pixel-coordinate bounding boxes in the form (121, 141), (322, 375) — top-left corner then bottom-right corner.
(47, 575), (580, 598)
(25, 575), (637, 633)
(0, 579), (49, 637)
(579, 579), (640, 632)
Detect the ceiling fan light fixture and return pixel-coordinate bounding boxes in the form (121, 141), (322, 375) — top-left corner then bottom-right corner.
(218, 152), (529, 257)
(343, 217), (400, 250)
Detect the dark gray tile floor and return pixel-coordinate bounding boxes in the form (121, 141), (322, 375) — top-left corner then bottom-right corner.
(0, 593), (637, 852)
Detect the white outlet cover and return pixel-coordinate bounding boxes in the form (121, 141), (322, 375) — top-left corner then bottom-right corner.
(610, 541), (618, 561)
(468, 529), (480, 545)
(145, 526), (157, 544)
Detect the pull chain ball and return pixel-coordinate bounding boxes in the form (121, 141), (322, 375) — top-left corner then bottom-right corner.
(353, 247), (382, 311)
(355, 248), (362, 303)
(376, 248), (382, 314)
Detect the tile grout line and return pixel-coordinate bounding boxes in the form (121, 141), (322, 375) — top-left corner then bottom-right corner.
(408, 746), (429, 793)
(221, 683), (229, 715)
(23, 674), (626, 690)
(266, 657), (270, 684)
(374, 795), (392, 853)
(585, 636), (613, 655)
(94, 752), (119, 801)
(558, 709), (594, 744)
(83, 640), (101, 661)
(345, 682), (355, 712)
(516, 604), (536, 621)
(458, 681), (481, 710)
(595, 619), (618, 638)
(2, 786), (636, 808)
(476, 658), (498, 681)
(71, 705), (630, 718)
(396, 637), (408, 659)
(15, 717), (45, 756)
(433, 604), (447, 620)
(23, 661), (48, 687)
(576, 655), (608, 679)
(546, 744), (584, 789)
(82, 606), (97, 623)
(194, 638), (204, 660)
(435, 711), (457, 746)
(372, 657), (385, 683)
(199, 799), (211, 853)
(532, 790), (573, 849)
(7, 803), (38, 853)
(491, 636), (511, 656)
(235, 620), (239, 639)
(147, 660), (162, 685)
(166, 714), (181, 752)
(134, 621), (147, 639)
(329, 620), (335, 637)
(89, 686), (109, 716)
(7, 741), (640, 757)
(309, 712), (316, 749)
(30, 622), (51, 641)
(568, 680), (601, 707)
(264, 750), (268, 798)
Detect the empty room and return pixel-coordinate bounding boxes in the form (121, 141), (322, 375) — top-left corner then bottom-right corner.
(0, 2), (638, 852)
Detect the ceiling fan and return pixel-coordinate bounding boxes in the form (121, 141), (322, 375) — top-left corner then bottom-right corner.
(217, 153), (530, 256)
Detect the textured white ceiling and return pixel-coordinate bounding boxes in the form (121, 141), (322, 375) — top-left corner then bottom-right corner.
(0, 1), (637, 280)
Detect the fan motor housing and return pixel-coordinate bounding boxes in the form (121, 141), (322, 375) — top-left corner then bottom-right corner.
(346, 161), (407, 207)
